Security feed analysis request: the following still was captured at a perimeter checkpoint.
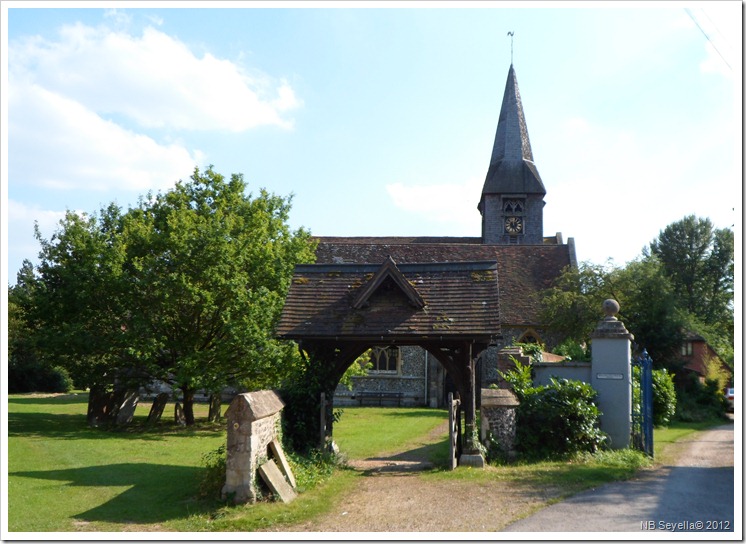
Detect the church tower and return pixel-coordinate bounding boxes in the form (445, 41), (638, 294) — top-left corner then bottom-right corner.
(478, 64), (546, 245)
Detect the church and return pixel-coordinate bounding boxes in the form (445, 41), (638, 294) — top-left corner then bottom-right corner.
(277, 63), (577, 409)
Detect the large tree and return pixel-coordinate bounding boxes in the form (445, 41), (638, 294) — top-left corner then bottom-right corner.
(30, 205), (130, 390)
(648, 215), (734, 327)
(647, 215), (734, 367)
(29, 167), (316, 424)
(541, 258), (685, 368)
(542, 215), (734, 371)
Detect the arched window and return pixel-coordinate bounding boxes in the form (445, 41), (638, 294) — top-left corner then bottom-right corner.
(518, 329), (542, 345)
(370, 346), (400, 374)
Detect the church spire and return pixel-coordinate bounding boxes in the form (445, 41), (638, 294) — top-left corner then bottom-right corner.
(480, 64), (545, 205)
(479, 64), (546, 245)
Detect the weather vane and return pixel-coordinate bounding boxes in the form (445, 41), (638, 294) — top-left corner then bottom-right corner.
(507, 31), (514, 64)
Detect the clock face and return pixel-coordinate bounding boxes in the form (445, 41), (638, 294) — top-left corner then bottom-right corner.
(505, 216), (523, 234)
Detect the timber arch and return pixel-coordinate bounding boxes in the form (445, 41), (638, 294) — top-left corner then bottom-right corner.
(276, 257), (501, 464)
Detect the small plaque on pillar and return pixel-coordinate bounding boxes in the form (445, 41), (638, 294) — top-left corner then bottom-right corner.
(596, 373), (624, 380)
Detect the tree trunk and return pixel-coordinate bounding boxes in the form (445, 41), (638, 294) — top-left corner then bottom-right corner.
(181, 387), (196, 426)
(87, 385), (115, 427)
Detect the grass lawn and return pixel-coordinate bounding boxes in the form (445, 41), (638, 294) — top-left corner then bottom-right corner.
(6, 392), (727, 533)
(8, 392), (225, 532)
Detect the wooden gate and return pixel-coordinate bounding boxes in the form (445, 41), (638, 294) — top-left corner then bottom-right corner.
(448, 392), (462, 470)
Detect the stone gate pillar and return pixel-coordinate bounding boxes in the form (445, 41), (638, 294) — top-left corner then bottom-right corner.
(590, 299), (633, 449)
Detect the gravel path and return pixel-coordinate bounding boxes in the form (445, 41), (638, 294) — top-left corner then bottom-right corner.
(273, 420), (736, 534)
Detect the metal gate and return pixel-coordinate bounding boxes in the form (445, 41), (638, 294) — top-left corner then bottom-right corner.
(631, 350), (654, 457)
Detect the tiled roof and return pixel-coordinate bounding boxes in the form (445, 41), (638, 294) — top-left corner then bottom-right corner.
(313, 238), (573, 326)
(276, 260), (500, 341)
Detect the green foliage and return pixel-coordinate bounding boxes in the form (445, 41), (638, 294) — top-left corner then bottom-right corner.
(25, 166), (316, 424)
(280, 348), (331, 453)
(8, 278), (73, 393)
(7, 396), (715, 532)
(648, 215), (734, 368)
(612, 259), (686, 367)
(286, 448), (338, 492)
(497, 355), (533, 397)
(509, 377), (607, 460)
(541, 259), (685, 369)
(651, 368), (677, 427)
(633, 364), (676, 427)
(553, 339), (591, 362)
(542, 215), (734, 373)
(674, 376), (729, 422)
(198, 445), (227, 500)
(8, 360), (73, 394)
(511, 342), (544, 364)
(652, 368), (676, 427)
(648, 215), (734, 328)
(338, 351), (373, 390)
(700, 351), (732, 392)
(539, 262), (609, 343)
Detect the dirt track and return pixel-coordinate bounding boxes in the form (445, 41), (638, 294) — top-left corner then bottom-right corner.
(272, 422), (559, 532)
(272, 421), (736, 533)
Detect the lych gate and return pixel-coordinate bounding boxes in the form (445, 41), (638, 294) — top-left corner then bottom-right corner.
(276, 256), (501, 466)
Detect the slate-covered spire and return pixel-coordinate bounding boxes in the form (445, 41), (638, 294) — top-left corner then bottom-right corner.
(479, 64), (545, 213)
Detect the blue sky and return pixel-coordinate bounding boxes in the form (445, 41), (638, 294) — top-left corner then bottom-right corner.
(3, 1), (742, 287)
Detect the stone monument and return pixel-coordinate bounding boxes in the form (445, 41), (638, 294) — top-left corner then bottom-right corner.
(221, 390), (296, 504)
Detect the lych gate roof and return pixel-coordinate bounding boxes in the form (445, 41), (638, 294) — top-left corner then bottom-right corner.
(313, 238), (574, 326)
(351, 256), (426, 310)
(276, 259), (500, 342)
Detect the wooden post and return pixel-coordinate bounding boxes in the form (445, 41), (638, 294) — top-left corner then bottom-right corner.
(319, 392), (327, 449)
(448, 392), (460, 470)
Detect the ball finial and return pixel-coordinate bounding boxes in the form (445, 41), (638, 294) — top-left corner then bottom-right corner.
(602, 299), (620, 318)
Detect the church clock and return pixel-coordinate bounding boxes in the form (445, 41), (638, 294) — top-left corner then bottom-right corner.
(504, 216), (523, 235)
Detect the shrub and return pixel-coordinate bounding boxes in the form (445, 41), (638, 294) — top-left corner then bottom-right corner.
(198, 445), (227, 500)
(198, 443), (338, 502)
(500, 362), (607, 459)
(675, 375), (729, 422)
(286, 448), (338, 492)
(9, 359), (73, 393)
(497, 356), (533, 396)
(651, 368), (676, 426)
(515, 378), (607, 459)
(512, 342), (544, 364)
(553, 339), (591, 362)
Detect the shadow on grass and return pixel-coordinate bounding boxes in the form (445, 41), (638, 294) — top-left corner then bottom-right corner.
(8, 393), (91, 405)
(9, 411), (225, 441)
(10, 463), (213, 524)
(353, 435), (452, 474)
(364, 408), (448, 420)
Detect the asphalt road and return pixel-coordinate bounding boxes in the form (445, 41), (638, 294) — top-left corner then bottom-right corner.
(503, 422), (737, 535)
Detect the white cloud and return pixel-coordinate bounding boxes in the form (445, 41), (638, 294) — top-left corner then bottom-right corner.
(7, 200), (69, 277)
(9, 23), (300, 132)
(8, 199), (68, 234)
(9, 81), (200, 192)
(543, 115), (736, 267)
